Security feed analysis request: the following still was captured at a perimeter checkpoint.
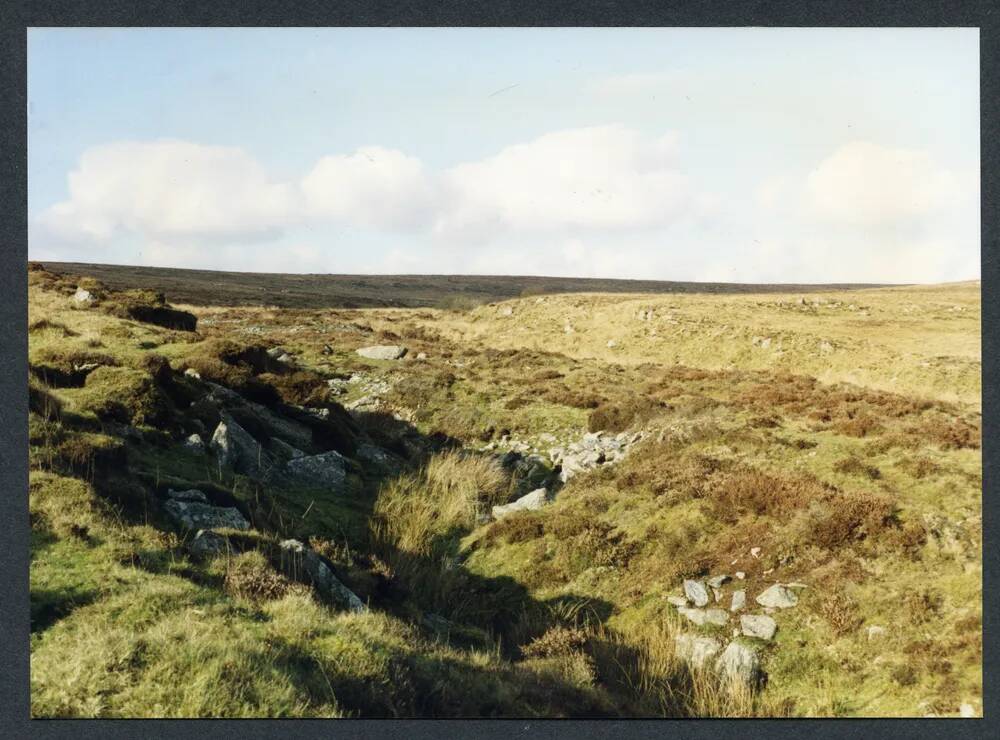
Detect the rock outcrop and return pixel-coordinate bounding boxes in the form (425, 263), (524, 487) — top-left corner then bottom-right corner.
(278, 539), (365, 612)
(285, 450), (348, 489)
(492, 487), (551, 520)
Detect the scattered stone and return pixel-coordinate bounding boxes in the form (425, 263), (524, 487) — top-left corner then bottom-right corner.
(755, 584), (799, 609)
(184, 367), (201, 380)
(683, 580), (711, 607)
(750, 547), (761, 559)
(707, 575), (731, 589)
(712, 587), (723, 603)
(674, 634), (722, 669)
(740, 614), (777, 641)
(730, 590), (746, 612)
(735, 571), (746, 580)
(164, 499), (250, 532)
(182, 433), (205, 454)
(666, 595), (689, 608)
(715, 641), (763, 690)
(355, 345), (407, 360)
(867, 625), (887, 642)
(285, 450), (348, 489)
(499, 306), (514, 317)
(416, 352), (428, 360)
(277, 353), (294, 364)
(278, 539), (365, 612)
(678, 607), (729, 627)
(266, 347), (286, 359)
(72, 288), (95, 305)
(492, 488), (551, 519)
(606, 339), (617, 349)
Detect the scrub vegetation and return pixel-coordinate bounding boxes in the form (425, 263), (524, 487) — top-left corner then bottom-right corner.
(28, 263), (981, 717)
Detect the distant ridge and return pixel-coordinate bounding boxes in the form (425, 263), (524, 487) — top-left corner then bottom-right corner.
(38, 261), (900, 310)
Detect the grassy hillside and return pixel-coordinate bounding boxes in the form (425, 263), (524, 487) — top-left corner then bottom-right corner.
(28, 265), (981, 718)
(39, 261), (894, 310)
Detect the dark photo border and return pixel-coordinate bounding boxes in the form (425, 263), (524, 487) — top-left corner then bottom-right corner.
(1, 2), (995, 738)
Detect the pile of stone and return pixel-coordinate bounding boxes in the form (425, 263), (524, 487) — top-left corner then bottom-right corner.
(549, 430), (645, 483)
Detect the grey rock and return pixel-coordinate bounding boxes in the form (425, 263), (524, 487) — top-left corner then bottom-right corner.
(715, 641), (763, 690)
(712, 587), (724, 603)
(182, 433), (205, 453)
(674, 634), (722, 669)
(730, 590), (746, 612)
(277, 353), (294, 364)
(492, 488), (551, 519)
(285, 450), (348, 489)
(72, 288), (95, 305)
(270, 437), (307, 461)
(187, 529), (231, 557)
(755, 584), (799, 609)
(678, 607), (729, 627)
(278, 539), (365, 612)
(666, 595), (689, 608)
(355, 443), (404, 474)
(184, 367), (201, 379)
(683, 579), (711, 607)
(708, 575), (731, 589)
(740, 614), (777, 640)
(266, 347), (286, 359)
(164, 499), (249, 532)
(167, 488), (208, 503)
(356, 345), (407, 360)
(211, 413), (273, 478)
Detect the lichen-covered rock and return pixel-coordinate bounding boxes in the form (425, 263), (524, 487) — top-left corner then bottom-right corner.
(355, 442), (404, 474)
(270, 437), (306, 461)
(73, 288), (95, 305)
(187, 529), (231, 557)
(285, 450), (348, 489)
(730, 590), (746, 612)
(683, 579), (711, 607)
(278, 539), (365, 612)
(715, 641), (763, 690)
(182, 433), (205, 454)
(211, 413), (273, 478)
(740, 614), (777, 640)
(167, 488), (208, 503)
(666, 595), (689, 608)
(755, 584), (799, 609)
(164, 499), (250, 532)
(355, 345), (407, 360)
(492, 488), (551, 520)
(674, 634), (722, 669)
(678, 607), (729, 627)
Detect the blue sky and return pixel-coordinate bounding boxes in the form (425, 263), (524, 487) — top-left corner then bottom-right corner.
(28, 28), (980, 282)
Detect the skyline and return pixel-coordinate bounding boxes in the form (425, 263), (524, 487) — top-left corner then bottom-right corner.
(28, 27), (981, 283)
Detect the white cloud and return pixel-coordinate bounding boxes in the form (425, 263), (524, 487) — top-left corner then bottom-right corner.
(434, 124), (693, 240)
(301, 146), (439, 230)
(805, 141), (965, 228)
(38, 139), (296, 243)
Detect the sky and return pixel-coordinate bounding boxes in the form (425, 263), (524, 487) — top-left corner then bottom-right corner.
(27, 27), (980, 283)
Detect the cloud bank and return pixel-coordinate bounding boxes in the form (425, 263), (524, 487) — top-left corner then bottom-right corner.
(31, 129), (978, 282)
